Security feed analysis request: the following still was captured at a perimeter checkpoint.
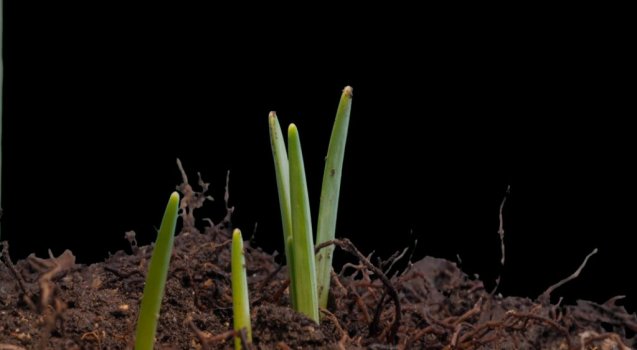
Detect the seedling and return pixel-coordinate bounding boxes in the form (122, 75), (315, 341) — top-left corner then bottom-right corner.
(268, 114), (295, 308)
(268, 86), (353, 321)
(134, 191), (180, 350)
(1, 1), (4, 244)
(315, 87), (353, 308)
(231, 228), (252, 349)
(288, 123), (319, 322)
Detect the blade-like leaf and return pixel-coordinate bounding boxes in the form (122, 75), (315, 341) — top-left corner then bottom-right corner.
(0, 0), (3, 244)
(268, 112), (296, 308)
(288, 123), (319, 323)
(316, 86), (353, 308)
(231, 229), (252, 350)
(135, 192), (180, 350)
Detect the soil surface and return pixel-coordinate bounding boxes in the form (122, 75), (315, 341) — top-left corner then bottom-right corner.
(1, 172), (636, 349)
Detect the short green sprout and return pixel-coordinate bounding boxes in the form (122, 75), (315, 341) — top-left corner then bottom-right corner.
(134, 192), (180, 350)
(231, 228), (252, 349)
(268, 86), (353, 321)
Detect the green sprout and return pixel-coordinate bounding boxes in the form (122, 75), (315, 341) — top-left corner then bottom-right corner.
(268, 113), (295, 308)
(231, 228), (252, 349)
(1, 0), (4, 244)
(288, 123), (319, 322)
(316, 86), (353, 308)
(268, 86), (353, 321)
(134, 191), (180, 350)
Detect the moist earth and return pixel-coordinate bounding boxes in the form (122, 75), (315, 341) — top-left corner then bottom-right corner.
(1, 172), (635, 349)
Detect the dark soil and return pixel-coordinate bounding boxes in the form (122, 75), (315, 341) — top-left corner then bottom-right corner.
(1, 172), (636, 349)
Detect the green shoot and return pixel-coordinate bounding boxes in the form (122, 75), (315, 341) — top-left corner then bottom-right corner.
(268, 112), (295, 308)
(231, 228), (252, 350)
(268, 87), (353, 322)
(288, 124), (319, 323)
(0, 0), (4, 244)
(134, 192), (180, 350)
(316, 86), (353, 308)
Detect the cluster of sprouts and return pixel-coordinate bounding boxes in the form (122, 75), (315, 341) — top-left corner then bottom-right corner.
(134, 87), (352, 348)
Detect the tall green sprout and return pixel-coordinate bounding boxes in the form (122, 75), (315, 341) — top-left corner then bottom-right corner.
(268, 86), (353, 321)
(231, 228), (252, 349)
(135, 192), (180, 350)
(288, 124), (319, 322)
(268, 112), (295, 308)
(1, 0), (4, 244)
(315, 86), (352, 308)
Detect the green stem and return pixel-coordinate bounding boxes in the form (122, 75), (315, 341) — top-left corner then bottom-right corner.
(316, 86), (353, 308)
(288, 124), (319, 323)
(231, 228), (252, 350)
(0, 0), (4, 243)
(134, 192), (180, 350)
(268, 112), (295, 308)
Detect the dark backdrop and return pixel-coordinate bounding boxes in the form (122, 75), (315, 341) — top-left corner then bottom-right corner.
(2, 4), (634, 312)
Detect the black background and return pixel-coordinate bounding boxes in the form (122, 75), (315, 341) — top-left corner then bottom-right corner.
(2, 5), (634, 312)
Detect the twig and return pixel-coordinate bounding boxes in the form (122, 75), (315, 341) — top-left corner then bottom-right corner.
(447, 298), (483, 347)
(582, 332), (630, 350)
(369, 290), (386, 336)
(450, 323), (467, 347)
(103, 265), (142, 279)
(584, 298), (637, 333)
(0, 345), (28, 350)
(213, 170), (234, 233)
(176, 159), (214, 232)
(176, 158), (190, 185)
(383, 246), (409, 276)
(276, 342), (292, 350)
(491, 185), (509, 295)
(321, 308), (348, 350)
(351, 287), (372, 324)
(457, 319), (503, 348)
(1, 241), (31, 298)
(316, 239), (401, 343)
(80, 330), (102, 349)
(403, 325), (443, 349)
(506, 311), (572, 349)
(187, 316), (235, 349)
(331, 270), (348, 295)
(39, 303), (64, 350)
(453, 297), (482, 326)
(239, 327), (254, 350)
(27, 250), (76, 309)
(209, 330), (236, 343)
(539, 248), (598, 303)
(497, 185), (510, 266)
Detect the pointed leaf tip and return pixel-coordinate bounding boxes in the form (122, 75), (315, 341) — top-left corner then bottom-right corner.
(343, 86), (353, 97)
(232, 228), (242, 240)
